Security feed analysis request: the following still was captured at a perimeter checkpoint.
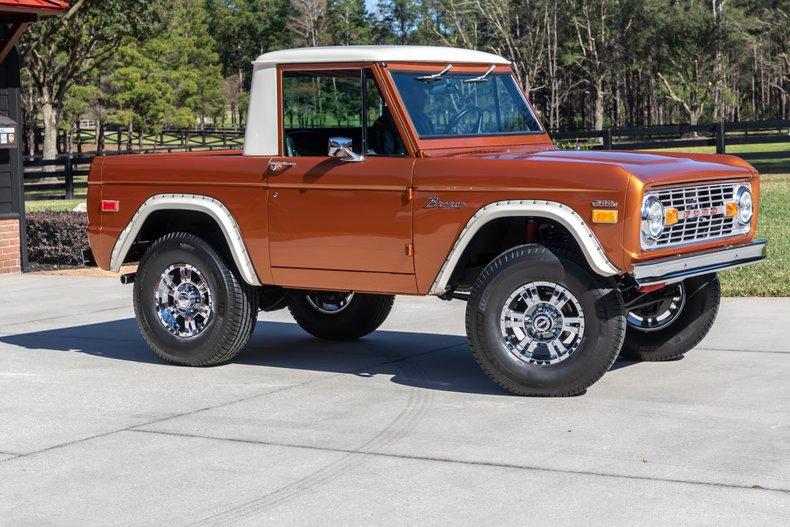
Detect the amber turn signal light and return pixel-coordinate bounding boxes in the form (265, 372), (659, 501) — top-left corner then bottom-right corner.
(100, 200), (120, 213)
(665, 207), (679, 225)
(591, 209), (618, 223)
(725, 202), (739, 218)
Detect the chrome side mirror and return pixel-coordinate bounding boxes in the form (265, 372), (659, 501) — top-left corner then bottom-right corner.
(328, 136), (364, 162)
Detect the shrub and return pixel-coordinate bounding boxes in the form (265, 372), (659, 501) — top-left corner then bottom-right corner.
(26, 211), (88, 268)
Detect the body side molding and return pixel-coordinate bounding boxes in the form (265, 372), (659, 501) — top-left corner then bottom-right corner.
(109, 193), (262, 286)
(428, 199), (621, 295)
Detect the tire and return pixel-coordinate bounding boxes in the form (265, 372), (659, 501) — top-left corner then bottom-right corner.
(466, 244), (625, 397)
(133, 232), (257, 366)
(288, 291), (394, 341)
(620, 274), (720, 362)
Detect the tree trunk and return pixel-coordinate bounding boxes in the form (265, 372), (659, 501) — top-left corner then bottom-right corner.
(41, 97), (59, 162)
(594, 78), (605, 131)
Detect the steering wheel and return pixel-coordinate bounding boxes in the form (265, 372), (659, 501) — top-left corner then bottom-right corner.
(443, 106), (484, 134)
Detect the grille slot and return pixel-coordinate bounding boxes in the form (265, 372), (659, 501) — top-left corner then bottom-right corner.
(648, 181), (746, 249)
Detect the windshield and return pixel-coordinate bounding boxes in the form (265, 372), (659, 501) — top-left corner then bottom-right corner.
(390, 70), (542, 138)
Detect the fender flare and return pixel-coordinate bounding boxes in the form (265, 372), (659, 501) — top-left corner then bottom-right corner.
(428, 199), (622, 295)
(109, 193), (262, 286)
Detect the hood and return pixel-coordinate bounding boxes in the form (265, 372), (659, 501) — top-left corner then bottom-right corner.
(435, 146), (757, 186)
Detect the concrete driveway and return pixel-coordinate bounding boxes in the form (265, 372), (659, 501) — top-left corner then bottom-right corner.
(0, 274), (788, 525)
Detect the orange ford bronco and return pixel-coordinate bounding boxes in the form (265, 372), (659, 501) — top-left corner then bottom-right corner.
(87, 46), (766, 396)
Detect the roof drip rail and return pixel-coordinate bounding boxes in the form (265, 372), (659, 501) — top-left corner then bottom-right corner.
(416, 64), (453, 82)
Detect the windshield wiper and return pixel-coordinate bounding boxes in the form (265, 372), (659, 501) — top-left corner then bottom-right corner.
(416, 64), (453, 83)
(463, 64), (496, 84)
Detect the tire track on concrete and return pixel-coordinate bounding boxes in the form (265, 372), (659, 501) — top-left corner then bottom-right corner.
(191, 354), (437, 526)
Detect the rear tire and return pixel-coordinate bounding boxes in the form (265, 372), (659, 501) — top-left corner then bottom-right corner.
(288, 291), (394, 340)
(133, 232), (257, 366)
(466, 245), (625, 396)
(620, 274), (720, 362)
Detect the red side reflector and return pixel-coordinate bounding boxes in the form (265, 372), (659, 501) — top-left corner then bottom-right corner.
(101, 200), (119, 213)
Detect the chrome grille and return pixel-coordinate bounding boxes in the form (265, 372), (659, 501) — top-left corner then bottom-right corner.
(649, 181), (747, 248)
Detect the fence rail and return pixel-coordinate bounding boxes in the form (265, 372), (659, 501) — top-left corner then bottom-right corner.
(24, 119), (789, 202)
(23, 144), (237, 202)
(548, 119), (790, 172)
(33, 126), (246, 156)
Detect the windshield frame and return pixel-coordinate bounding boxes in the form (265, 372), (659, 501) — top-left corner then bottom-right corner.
(385, 64), (547, 145)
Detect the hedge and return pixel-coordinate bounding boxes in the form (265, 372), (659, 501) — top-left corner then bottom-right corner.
(26, 211), (88, 268)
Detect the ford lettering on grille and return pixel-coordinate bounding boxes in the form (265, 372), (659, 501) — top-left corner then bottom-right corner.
(652, 181), (748, 248)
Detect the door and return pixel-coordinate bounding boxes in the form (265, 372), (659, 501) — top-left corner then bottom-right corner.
(268, 67), (415, 275)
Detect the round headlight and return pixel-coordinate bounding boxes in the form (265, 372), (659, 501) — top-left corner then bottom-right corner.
(641, 196), (665, 241)
(735, 186), (753, 225)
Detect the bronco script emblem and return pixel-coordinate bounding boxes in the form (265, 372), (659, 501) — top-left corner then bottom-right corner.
(424, 196), (466, 209)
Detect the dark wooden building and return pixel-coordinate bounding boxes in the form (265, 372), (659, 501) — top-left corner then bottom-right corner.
(0, 0), (67, 274)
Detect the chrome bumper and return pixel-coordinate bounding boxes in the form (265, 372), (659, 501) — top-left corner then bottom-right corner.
(631, 240), (767, 286)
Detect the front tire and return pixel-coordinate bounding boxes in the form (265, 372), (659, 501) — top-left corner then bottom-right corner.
(620, 274), (720, 361)
(133, 232), (257, 366)
(466, 245), (625, 396)
(288, 291), (394, 340)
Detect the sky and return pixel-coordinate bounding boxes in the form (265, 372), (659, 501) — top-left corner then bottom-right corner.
(365, 0), (380, 15)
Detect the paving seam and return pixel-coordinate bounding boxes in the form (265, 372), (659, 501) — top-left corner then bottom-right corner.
(190, 352), (438, 525)
(128, 428), (790, 497)
(0, 343), (465, 465)
(695, 347), (790, 354)
(0, 304), (130, 330)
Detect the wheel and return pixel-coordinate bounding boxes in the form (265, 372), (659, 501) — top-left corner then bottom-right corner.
(133, 232), (257, 366)
(620, 274), (720, 362)
(466, 245), (625, 396)
(288, 291), (394, 341)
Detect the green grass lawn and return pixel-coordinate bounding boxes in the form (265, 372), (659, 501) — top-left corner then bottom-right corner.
(26, 199), (85, 212)
(654, 141), (790, 170)
(720, 173), (790, 296)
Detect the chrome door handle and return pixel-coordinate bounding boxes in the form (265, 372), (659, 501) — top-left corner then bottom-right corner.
(269, 161), (295, 173)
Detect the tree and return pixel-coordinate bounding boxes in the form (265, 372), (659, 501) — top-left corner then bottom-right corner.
(325, 0), (372, 45)
(653, 0), (737, 125)
(159, 0), (226, 129)
(19, 0), (161, 159)
(379, 0), (419, 43)
(106, 44), (172, 147)
(205, 0), (293, 125)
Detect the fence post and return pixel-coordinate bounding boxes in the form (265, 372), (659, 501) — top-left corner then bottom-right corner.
(715, 122), (726, 154)
(64, 155), (74, 200)
(602, 129), (613, 150)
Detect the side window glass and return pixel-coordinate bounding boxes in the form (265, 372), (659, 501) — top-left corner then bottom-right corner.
(365, 71), (407, 157)
(281, 69), (408, 157)
(282, 69), (362, 156)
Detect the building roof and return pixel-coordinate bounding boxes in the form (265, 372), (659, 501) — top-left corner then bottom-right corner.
(254, 46), (510, 66)
(0, 0), (69, 15)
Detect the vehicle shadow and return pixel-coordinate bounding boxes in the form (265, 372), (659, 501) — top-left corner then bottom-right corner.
(0, 318), (506, 395)
(0, 318), (642, 395)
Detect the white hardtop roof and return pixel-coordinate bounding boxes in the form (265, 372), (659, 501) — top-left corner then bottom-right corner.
(253, 45), (510, 66)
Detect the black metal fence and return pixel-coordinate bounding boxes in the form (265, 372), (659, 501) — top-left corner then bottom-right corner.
(32, 126), (246, 156)
(24, 119), (790, 201)
(549, 119), (790, 173)
(23, 144), (235, 202)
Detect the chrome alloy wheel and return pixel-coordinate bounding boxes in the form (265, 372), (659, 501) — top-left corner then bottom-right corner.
(306, 291), (355, 314)
(154, 263), (213, 338)
(500, 281), (586, 366)
(627, 283), (686, 332)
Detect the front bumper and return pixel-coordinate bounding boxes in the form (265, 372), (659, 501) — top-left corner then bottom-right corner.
(631, 240), (767, 286)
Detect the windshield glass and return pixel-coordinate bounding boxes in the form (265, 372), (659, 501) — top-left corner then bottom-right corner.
(390, 70), (542, 138)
